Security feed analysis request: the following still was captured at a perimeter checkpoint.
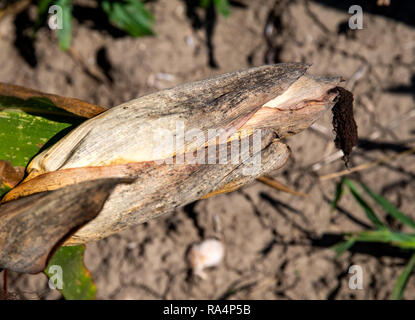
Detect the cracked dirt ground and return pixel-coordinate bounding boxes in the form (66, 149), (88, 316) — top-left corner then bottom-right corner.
(1, 0), (415, 299)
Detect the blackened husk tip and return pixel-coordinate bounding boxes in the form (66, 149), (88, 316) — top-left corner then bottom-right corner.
(331, 87), (358, 167)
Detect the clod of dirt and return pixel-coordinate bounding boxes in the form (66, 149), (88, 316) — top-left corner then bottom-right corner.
(331, 87), (358, 166)
(0, 291), (20, 300)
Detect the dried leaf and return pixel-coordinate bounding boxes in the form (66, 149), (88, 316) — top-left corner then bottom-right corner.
(0, 178), (128, 273)
(2, 64), (343, 244)
(0, 82), (107, 119)
(257, 175), (307, 197)
(25, 63), (340, 175)
(0, 160), (24, 188)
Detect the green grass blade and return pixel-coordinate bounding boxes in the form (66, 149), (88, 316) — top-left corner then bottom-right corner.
(37, 0), (55, 16)
(388, 232), (415, 249)
(344, 179), (386, 229)
(353, 230), (392, 243)
(199, 0), (211, 8)
(359, 181), (415, 230)
(387, 232), (415, 243)
(391, 253), (415, 300)
(102, 0), (155, 37)
(330, 179), (345, 212)
(34, 0), (55, 31)
(343, 230), (415, 249)
(56, 0), (72, 50)
(331, 237), (357, 257)
(214, 0), (230, 17)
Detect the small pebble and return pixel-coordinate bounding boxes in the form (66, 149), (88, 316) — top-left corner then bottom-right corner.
(187, 239), (224, 279)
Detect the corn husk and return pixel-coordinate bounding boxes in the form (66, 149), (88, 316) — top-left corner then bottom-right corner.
(0, 63), (342, 271)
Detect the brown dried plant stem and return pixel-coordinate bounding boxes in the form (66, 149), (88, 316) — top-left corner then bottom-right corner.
(319, 148), (415, 181)
(0, 0), (31, 20)
(257, 176), (307, 197)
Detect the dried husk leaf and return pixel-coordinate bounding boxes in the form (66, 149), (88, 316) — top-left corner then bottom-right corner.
(0, 178), (128, 273)
(0, 160), (24, 188)
(24, 63), (310, 176)
(0, 82), (107, 119)
(2, 63), (342, 245)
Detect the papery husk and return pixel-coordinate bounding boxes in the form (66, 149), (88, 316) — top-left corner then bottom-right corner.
(2, 63), (342, 245)
(0, 178), (127, 273)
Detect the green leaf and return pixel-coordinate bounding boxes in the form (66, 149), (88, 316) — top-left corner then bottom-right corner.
(344, 179), (386, 230)
(45, 245), (97, 300)
(198, 0), (230, 16)
(349, 230), (415, 249)
(0, 111), (73, 167)
(102, 0), (155, 37)
(388, 233), (415, 249)
(34, 0), (72, 47)
(34, 0), (55, 31)
(353, 230), (395, 244)
(213, 0), (230, 17)
(38, 0), (55, 14)
(199, 0), (211, 8)
(37, 0), (55, 18)
(330, 179), (345, 212)
(56, 0), (72, 50)
(359, 181), (415, 230)
(0, 95), (80, 167)
(331, 236), (356, 257)
(391, 253), (415, 300)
